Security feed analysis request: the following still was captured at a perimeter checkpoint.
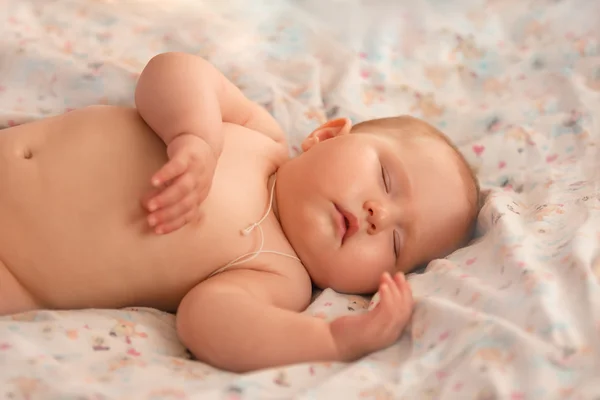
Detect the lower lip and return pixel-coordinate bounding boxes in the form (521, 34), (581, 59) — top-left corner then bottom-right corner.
(334, 204), (347, 241)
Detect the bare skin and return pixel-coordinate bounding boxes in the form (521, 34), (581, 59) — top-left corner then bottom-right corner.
(0, 106), (291, 312)
(0, 52), (473, 373)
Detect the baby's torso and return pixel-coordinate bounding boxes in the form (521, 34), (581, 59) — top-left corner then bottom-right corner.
(0, 105), (299, 311)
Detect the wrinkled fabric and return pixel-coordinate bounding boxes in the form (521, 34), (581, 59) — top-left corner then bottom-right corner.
(1, 0), (599, 398)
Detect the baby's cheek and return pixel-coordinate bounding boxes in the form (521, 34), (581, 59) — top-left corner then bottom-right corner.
(355, 239), (390, 268)
(343, 246), (388, 283)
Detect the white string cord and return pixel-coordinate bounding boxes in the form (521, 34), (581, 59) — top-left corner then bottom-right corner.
(208, 176), (300, 277)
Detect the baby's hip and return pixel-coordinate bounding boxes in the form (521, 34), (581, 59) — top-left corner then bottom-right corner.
(0, 256), (40, 316)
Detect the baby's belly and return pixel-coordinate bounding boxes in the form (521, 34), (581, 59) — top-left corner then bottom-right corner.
(0, 106), (209, 310)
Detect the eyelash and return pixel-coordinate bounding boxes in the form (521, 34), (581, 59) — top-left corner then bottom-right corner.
(380, 163), (399, 259)
(393, 231), (400, 259)
(381, 164), (390, 193)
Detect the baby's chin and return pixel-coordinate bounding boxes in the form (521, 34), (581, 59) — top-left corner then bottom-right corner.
(301, 261), (378, 294)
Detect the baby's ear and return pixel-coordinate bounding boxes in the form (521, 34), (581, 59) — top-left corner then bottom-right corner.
(301, 118), (352, 152)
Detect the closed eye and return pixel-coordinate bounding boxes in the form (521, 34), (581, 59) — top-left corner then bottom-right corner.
(393, 230), (401, 259)
(381, 164), (390, 193)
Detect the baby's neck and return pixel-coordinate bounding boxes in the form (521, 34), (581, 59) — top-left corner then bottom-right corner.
(270, 172), (304, 264)
(269, 173), (281, 224)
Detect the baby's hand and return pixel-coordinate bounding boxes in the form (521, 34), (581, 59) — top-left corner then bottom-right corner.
(143, 134), (217, 234)
(329, 272), (413, 361)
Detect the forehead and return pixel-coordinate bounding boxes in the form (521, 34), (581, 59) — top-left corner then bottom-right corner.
(369, 128), (454, 160)
(355, 127), (467, 193)
(375, 131), (471, 255)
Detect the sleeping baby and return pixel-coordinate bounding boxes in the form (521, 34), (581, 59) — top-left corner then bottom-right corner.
(0, 52), (479, 372)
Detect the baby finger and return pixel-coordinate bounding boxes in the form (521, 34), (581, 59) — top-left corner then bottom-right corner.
(401, 280), (414, 310)
(382, 273), (401, 305)
(148, 192), (197, 228)
(377, 282), (394, 316)
(155, 208), (200, 235)
(394, 274), (411, 300)
(393, 272), (405, 288)
(141, 188), (162, 212)
(151, 157), (187, 188)
(154, 215), (187, 235)
(149, 173), (195, 211)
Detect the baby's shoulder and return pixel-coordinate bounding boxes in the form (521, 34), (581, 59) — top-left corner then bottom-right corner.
(221, 123), (289, 168)
(229, 257), (313, 311)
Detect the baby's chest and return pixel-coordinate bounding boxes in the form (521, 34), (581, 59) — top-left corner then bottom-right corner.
(206, 125), (278, 227)
(202, 166), (270, 237)
(181, 127), (284, 271)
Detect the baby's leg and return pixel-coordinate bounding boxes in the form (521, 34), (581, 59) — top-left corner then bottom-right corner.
(0, 258), (40, 316)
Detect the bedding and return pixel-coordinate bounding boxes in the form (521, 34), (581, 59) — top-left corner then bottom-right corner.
(1, 0), (600, 398)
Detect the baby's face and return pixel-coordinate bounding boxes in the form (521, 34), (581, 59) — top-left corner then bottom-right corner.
(276, 125), (472, 294)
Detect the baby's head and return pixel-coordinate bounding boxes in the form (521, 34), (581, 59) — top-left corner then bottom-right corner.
(275, 116), (480, 294)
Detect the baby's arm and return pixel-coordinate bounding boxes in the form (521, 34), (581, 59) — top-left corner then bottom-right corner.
(135, 52), (287, 154)
(177, 270), (336, 372)
(177, 269), (412, 372)
(135, 52), (287, 233)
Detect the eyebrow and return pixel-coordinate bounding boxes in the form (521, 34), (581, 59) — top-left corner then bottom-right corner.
(386, 142), (413, 201)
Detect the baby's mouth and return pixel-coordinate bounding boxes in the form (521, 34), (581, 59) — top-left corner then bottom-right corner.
(335, 204), (358, 243)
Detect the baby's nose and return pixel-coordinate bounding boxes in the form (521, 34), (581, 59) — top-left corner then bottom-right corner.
(363, 200), (391, 234)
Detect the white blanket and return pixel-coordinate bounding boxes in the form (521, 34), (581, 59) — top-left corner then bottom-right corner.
(1, 0), (600, 398)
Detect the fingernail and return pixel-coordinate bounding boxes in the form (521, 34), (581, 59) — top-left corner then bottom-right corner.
(148, 202), (157, 212)
(152, 178), (160, 187)
(148, 216), (157, 226)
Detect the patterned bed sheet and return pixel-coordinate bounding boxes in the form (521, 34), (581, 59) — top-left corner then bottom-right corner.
(1, 0), (600, 398)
